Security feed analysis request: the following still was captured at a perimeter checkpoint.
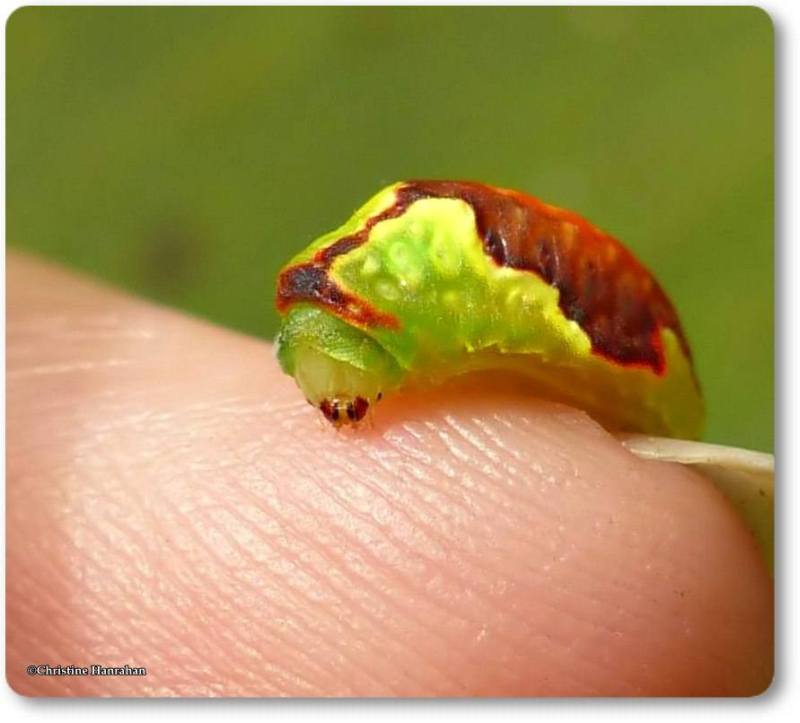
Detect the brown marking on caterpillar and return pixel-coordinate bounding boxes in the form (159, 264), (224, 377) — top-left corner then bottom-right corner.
(277, 179), (693, 377)
(318, 396), (370, 426)
(352, 396), (370, 421)
(401, 180), (693, 375)
(319, 398), (338, 423)
(277, 263), (399, 329)
(276, 185), (428, 328)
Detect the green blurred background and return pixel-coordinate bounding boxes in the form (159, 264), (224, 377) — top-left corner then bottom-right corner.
(7, 6), (773, 450)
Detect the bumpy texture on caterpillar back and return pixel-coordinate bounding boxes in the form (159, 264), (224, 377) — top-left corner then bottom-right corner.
(275, 180), (704, 438)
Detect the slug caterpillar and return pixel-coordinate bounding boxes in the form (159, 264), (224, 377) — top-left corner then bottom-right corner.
(275, 180), (704, 438)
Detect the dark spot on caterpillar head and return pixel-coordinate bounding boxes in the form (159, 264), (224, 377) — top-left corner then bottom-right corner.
(319, 399), (337, 423)
(318, 397), (370, 425)
(377, 392), (383, 401)
(352, 396), (369, 421)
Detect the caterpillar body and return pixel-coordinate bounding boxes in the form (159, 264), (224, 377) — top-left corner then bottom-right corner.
(275, 180), (704, 438)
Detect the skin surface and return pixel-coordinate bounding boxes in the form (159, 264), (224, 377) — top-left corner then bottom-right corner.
(275, 182), (703, 438)
(7, 252), (772, 696)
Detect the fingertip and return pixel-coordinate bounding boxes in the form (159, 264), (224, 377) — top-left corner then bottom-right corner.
(7, 255), (772, 695)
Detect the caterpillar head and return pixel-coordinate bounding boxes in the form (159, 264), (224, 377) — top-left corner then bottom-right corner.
(275, 305), (402, 427)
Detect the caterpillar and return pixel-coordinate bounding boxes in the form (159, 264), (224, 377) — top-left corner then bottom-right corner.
(274, 180), (704, 439)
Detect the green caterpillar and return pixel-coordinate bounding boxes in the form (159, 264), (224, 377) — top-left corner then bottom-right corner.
(275, 180), (704, 438)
